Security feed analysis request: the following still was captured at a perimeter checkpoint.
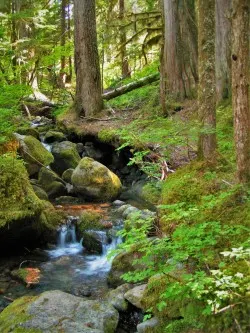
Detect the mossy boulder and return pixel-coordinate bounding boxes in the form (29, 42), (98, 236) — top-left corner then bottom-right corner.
(82, 230), (103, 254)
(32, 185), (49, 201)
(78, 210), (103, 233)
(0, 156), (63, 250)
(0, 290), (119, 333)
(46, 181), (67, 199)
(37, 167), (67, 199)
(106, 284), (131, 312)
(51, 141), (80, 175)
(62, 168), (74, 183)
(15, 133), (54, 175)
(107, 250), (144, 287)
(71, 157), (122, 201)
(44, 130), (66, 143)
(17, 127), (40, 139)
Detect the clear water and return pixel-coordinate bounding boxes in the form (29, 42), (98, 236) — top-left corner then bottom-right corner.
(0, 204), (123, 309)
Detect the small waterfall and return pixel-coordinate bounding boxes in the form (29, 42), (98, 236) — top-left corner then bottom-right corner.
(48, 217), (82, 258)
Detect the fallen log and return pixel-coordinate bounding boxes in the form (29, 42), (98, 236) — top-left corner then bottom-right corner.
(102, 73), (160, 101)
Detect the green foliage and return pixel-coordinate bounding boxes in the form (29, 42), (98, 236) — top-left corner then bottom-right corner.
(112, 159), (250, 332)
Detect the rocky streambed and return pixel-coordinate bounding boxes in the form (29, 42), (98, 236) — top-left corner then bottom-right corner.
(0, 116), (159, 332)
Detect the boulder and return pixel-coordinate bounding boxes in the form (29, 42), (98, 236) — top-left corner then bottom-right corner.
(82, 230), (106, 254)
(76, 143), (85, 154)
(83, 142), (104, 161)
(17, 127), (40, 139)
(72, 157), (122, 201)
(78, 210), (103, 233)
(38, 167), (67, 199)
(46, 181), (67, 199)
(112, 200), (126, 207)
(0, 290), (119, 333)
(55, 196), (82, 205)
(14, 133), (54, 175)
(62, 168), (74, 183)
(44, 130), (66, 143)
(107, 251), (143, 288)
(106, 284), (132, 312)
(137, 317), (160, 333)
(32, 184), (49, 201)
(124, 284), (147, 310)
(51, 141), (81, 175)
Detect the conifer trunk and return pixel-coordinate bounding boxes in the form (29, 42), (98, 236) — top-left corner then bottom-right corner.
(119, 0), (130, 78)
(215, 0), (232, 102)
(198, 0), (217, 159)
(232, 0), (250, 183)
(74, 0), (103, 117)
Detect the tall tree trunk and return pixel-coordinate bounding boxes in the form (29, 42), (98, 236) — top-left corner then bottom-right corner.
(163, 0), (185, 99)
(198, 0), (216, 159)
(74, 0), (103, 117)
(215, 0), (232, 102)
(232, 0), (250, 183)
(67, 0), (72, 83)
(119, 0), (130, 78)
(59, 0), (67, 87)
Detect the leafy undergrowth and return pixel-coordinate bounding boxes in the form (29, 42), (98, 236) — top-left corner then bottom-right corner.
(115, 160), (250, 332)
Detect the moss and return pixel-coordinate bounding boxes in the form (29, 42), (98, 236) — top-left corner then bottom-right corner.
(98, 129), (117, 143)
(37, 201), (66, 231)
(141, 181), (162, 205)
(0, 295), (41, 333)
(51, 141), (80, 175)
(0, 155), (43, 228)
(72, 157), (122, 201)
(23, 135), (54, 168)
(78, 210), (103, 232)
(17, 127), (40, 139)
(32, 185), (49, 201)
(44, 130), (66, 143)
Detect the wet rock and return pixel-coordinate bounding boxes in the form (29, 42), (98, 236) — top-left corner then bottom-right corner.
(137, 317), (160, 332)
(76, 143), (85, 154)
(55, 196), (81, 205)
(84, 142), (104, 161)
(62, 168), (74, 183)
(11, 268), (41, 287)
(0, 290), (119, 333)
(17, 127), (40, 139)
(72, 157), (122, 201)
(107, 284), (132, 312)
(124, 284), (147, 310)
(115, 204), (131, 215)
(44, 130), (66, 143)
(51, 141), (81, 175)
(78, 210), (103, 233)
(82, 230), (105, 254)
(122, 206), (140, 219)
(71, 285), (92, 298)
(32, 185), (49, 201)
(14, 133), (54, 175)
(112, 200), (126, 207)
(38, 167), (66, 199)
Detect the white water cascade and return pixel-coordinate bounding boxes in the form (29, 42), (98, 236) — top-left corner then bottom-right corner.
(48, 217), (83, 258)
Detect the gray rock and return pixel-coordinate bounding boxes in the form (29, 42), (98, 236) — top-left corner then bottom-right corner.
(44, 130), (66, 143)
(84, 142), (104, 161)
(0, 290), (119, 333)
(115, 204), (131, 215)
(112, 200), (126, 207)
(124, 284), (147, 309)
(51, 141), (81, 175)
(71, 157), (122, 201)
(76, 143), (85, 154)
(38, 167), (66, 199)
(107, 284), (132, 312)
(62, 168), (74, 183)
(82, 230), (106, 254)
(122, 206), (140, 219)
(137, 317), (160, 333)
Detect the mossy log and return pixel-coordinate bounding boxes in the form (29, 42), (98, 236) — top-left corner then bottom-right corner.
(102, 73), (160, 101)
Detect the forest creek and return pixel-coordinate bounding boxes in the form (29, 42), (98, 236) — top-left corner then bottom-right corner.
(0, 0), (249, 333)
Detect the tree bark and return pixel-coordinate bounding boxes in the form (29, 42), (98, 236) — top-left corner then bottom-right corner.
(215, 0), (232, 102)
(232, 0), (250, 183)
(198, 0), (217, 159)
(59, 0), (67, 87)
(163, 0), (185, 99)
(119, 0), (130, 78)
(74, 0), (103, 117)
(102, 73), (160, 100)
